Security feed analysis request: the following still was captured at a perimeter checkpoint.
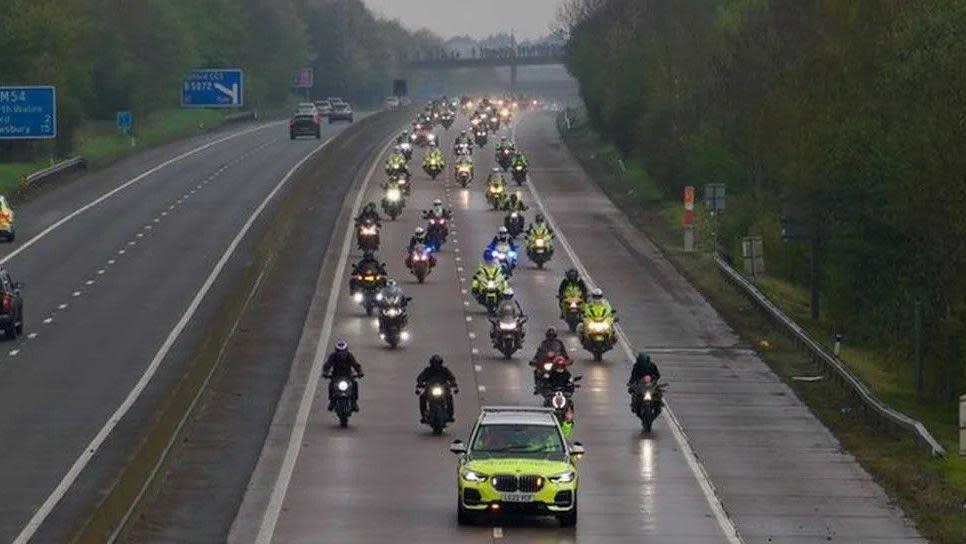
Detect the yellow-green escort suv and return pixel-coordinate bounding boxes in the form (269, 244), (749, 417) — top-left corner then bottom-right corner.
(449, 406), (585, 526)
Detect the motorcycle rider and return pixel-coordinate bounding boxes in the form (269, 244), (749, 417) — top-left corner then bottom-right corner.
(496, 136), (516, 154)
(423, 198), (452, 220)
(534, 327), (569, 362)
(489, 226), (514, 247)
(408, 226), (428, 253)
(416, 354), (459, 423)
(583, 288), (614, 319)
(378, 279), (411, 310)
(396, 131), (410, 145)
(494, 288), (526, 323)
(471, 258), (508, 294)
(557, 268), (589, 302)
(322, 341), (363, 412)
(500, 192), (529, 213)
(627, 352), (662, 415)
(356, 202), (382, 226)
(511, 150), (529, 169)
(526, 213), (554, 241)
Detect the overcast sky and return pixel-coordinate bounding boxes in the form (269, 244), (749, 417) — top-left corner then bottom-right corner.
(362, 0), (563, 40)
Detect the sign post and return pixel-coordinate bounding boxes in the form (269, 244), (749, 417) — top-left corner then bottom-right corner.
(293, 68), (314, 101)
(960, 394), (966, 457)
(683, 185), (695, 252)
(181, 69), (244, 108)
(0, 86), (57, 140)
(116, 110), (135, 147)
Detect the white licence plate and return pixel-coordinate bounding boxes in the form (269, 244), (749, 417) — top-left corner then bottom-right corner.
(501, 493), (534, 503)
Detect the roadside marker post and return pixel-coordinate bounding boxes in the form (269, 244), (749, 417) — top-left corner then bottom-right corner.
(683, 185), (695, 252)
(960, 394), (965, 457)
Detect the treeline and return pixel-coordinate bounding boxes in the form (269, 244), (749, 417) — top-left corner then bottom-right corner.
(562, 0), (966, 396)
(0, 0), (436, 155)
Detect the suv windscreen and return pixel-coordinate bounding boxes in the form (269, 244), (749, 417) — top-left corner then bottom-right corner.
(471, 424), (564, 458)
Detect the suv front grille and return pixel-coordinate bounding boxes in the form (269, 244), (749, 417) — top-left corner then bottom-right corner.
(491, 474), (544, 493)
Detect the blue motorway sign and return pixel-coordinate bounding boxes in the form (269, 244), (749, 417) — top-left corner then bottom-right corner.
(181, 69), (244, 108)
(0, 86), (56, 140)
(116, 110), (133, 132)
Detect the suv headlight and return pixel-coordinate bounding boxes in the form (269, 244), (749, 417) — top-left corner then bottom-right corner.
(549, 471), (575, 484)
(461, 470), (488, 482)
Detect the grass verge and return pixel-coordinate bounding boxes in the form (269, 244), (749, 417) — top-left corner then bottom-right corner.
(559, 109), (966, 543)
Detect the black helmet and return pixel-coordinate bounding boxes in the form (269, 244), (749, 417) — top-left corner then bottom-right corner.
(545, 327), (558, 339)
(636, 353), (651, 365)
(430, 354), (443, 367)
(535, 213), (545, 223)
(565, 268), (579, 282)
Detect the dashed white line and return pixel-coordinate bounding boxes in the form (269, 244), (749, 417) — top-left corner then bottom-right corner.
(72, 291), (81, 297)
(468, 332), (476, 339)
(465, 316), (472, 322)
(27, 333), (37, 340)
(118, 249), (126, 255)
(84, 280), (94, 286)
(97, 269), (105, 275)
(474, 364), (483, 372)
(108, 259), (116, 265)
(57, 304), (67, 310)
(477, 384), (486, 392)
(471, 348), (479, 355)
(43, 317), (53, 324)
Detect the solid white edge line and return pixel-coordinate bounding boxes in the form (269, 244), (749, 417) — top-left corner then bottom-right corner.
(514, 118), (744, 544)
(253, 133), (397, 544)
(0, 121), (281, 266)
(12, 127), (328, 544)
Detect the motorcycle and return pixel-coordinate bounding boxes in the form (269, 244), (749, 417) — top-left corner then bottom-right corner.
(511, 163), (528, 185)
(579, 310), (617, 361)
(440, 112), (455, 129)
(351, 270), (387, 316)
(454, 161), (474, 188)
(423, 154), (445, 180)
(425, 215), (449, 250)
(504, 210), (525, 238)
(559, 287), (585, 333)
(473, 128), (488, 147)
(525, 232), (554, 269)
(407, 243), (436, 283)
(381, 184), (405, 220)
(419, 382), (456, 435)
(473, 277), (505, 315)
(356, 219), (380, 252)
(398, 141), (413, 161)
(496, 147), (515, 171)
(485, 242), (518, 277)
(489, 315), (526, 360)
(326, 374), (360, 428)
(453, 141), (472, 156)
(485, 179), (507, 210)
(378, 297), (411, 349)
(540, 376), (581, 437)
(631, 375), (667, 433)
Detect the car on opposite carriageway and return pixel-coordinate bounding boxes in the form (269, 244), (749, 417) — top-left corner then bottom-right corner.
(449, 406), (584, 527)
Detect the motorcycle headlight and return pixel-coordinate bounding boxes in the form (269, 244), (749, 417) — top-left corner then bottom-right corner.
(507, 251), (517, 258)
(535, 238), (545, 247)
(386, 189), (401, 201)
(588, 321), (610, 333)
(337, 380), (350, 392)
(493, 251), (505, 259)
(569, 302), (578, 309)
(499, 321), (517, 330)
(431, 386), (444, 397)
(462, 470), (487, 482)
(543, 362), (553, 371)
(375, 293), (383, 301)
(549, 471), (575, 484)
(361, 226), (377, 235)
(385, 308), (400, 317)
(510, 212), (518, 218)
(643, 391), (653, 401)
(401, 143), (411, 151)
(486, 281), (496, 289)
(353, 293), (364, 303)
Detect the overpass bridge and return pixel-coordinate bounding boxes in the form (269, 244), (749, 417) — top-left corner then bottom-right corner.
(404, 52), (565, 90)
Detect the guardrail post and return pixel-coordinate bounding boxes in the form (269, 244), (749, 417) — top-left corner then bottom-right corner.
(960, 394), (966, 456)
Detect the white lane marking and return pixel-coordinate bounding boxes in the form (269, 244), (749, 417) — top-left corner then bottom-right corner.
(128, 240), (136, 246)
(57, 304), (67, 310)
(12, 126), (328, 544)
(516, 118), (744, 544)
(254, 132), (397, 544)
(84, 280), (94, 286)
(471, 348), (479, 356)
(108, 259), (116, 265)
(9, 349), (19, 356)
(118, 249), (126, 255)
(97, 269), (105, 275)
(477, 385), (486, 392)
(0, 122), (280, 267)
(493, 527), (503, 539)
(43, 318), (53, 324)
(136, 233), (144, 238)
(463, 301), (470, 306)
(474, 364), (483, 372)
(468, 332), (476, 339)
(72, 291), (81, 297)
(27, 333), (37, 340)
(455, 256), (461, 262)
(465, 316), (472, 322)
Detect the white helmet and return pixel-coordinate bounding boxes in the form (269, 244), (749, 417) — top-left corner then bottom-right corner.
(433, 198), (443, 206)
(591, 288), (603, 299)
(415, 226), (425, 235)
